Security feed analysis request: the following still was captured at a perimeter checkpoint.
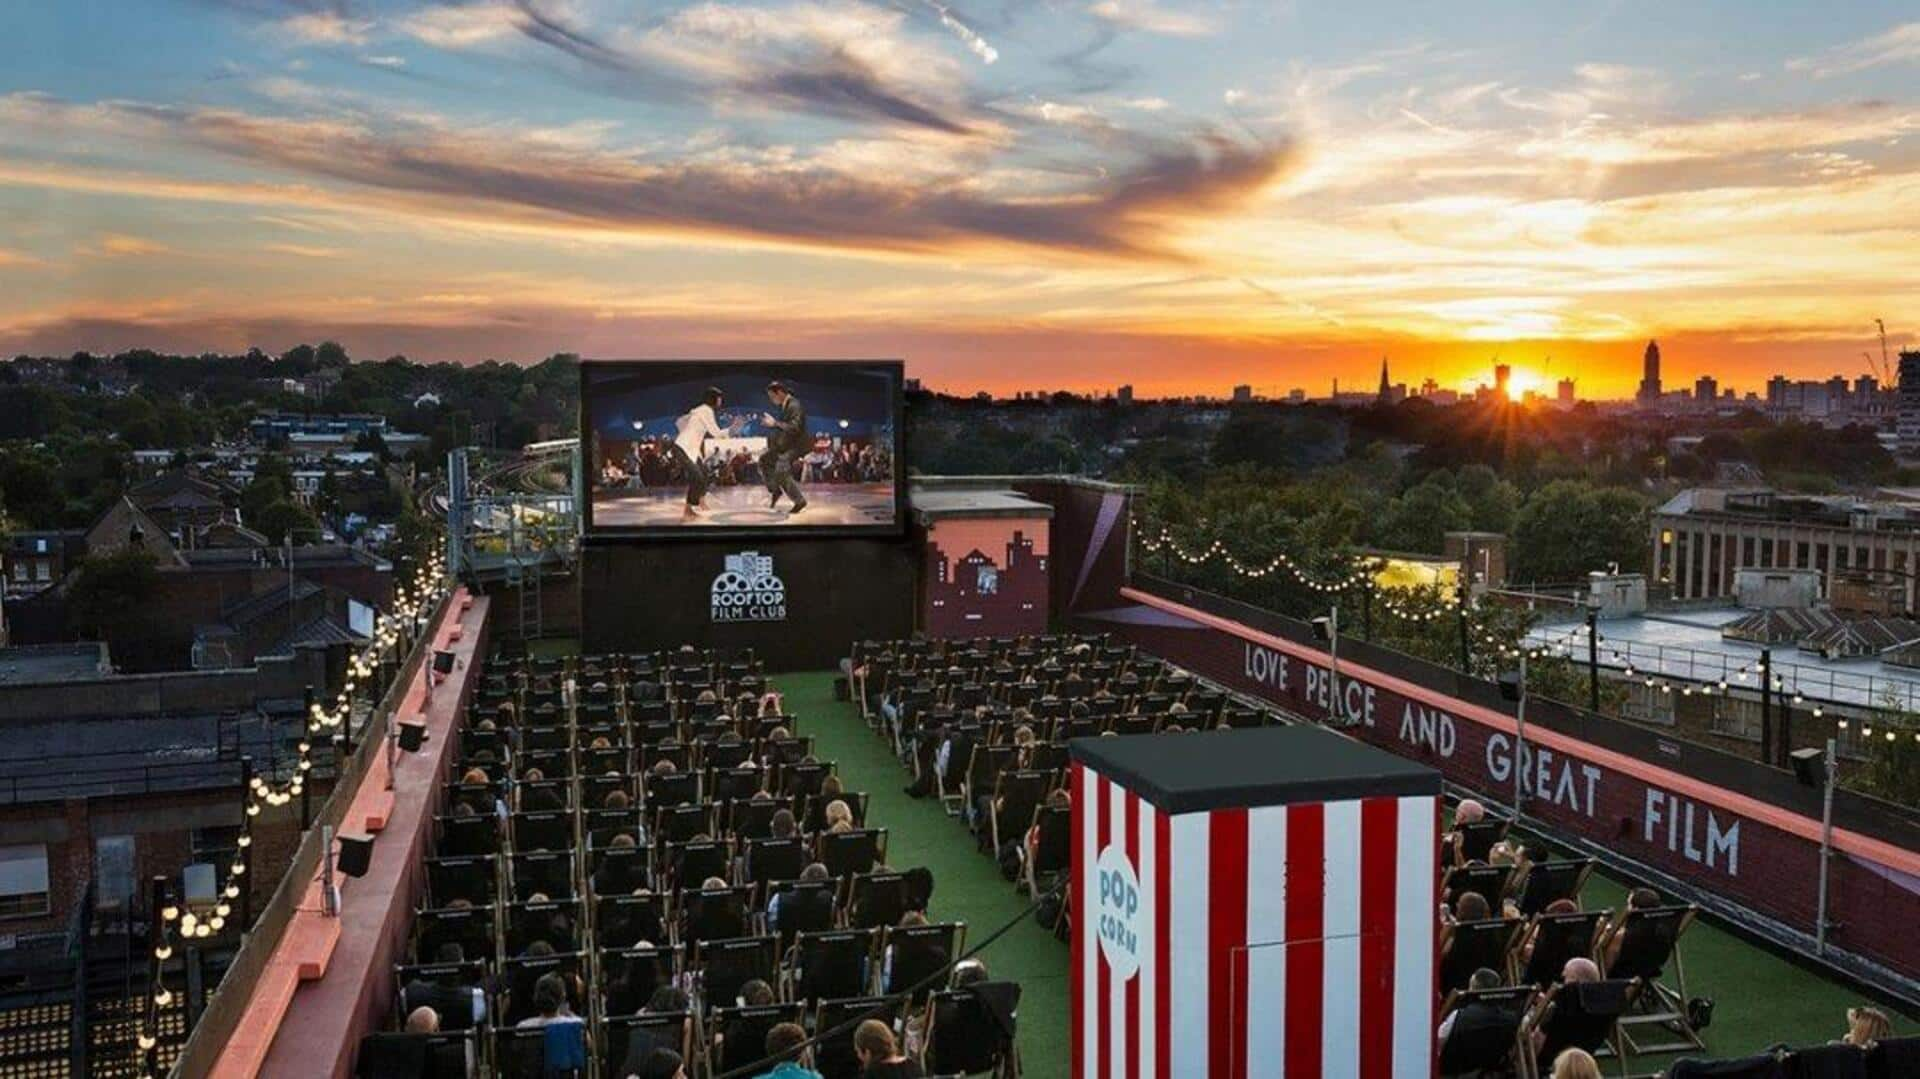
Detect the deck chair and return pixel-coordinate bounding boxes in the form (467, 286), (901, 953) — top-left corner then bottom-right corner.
(846, 871), (909, 931)
(1666, 1052), (1788, 1078)
(1023, 805), (1072, 901)
(1600, 904), (1703, 1054)
(435, 813), (499, 859)
(1784, 1044), (1869, 1079)
(1520, 910), (1610, 989)
(882, 922), (964, 1005)
(1521, 978), (1641, 1079)
(355, 1030), (476, 1079)
(745, 837), (806, 885)
(425, 855), (497, 908)
(712, 1002), (806, 1077)
(1444, 864), (1518, 909)
(924, 982), (1022, 1078)
(599, 1011), (691, 1078)
(697, 935), (780, 1014)
(414, 905), (494, 968)
(1439, 918), (1525, 992)
(790, 928), (879, 1002)
(492, 1022), (586, 1079)
(818, 827), (885, 878)
(814, 996), (904, 1079)
(1517, 859), (1596, 915)
(987, 772), (1048, 859)
(1436, 985), (1535, 1078)
(1867, 1035), (1920, 1079)
(1456, 817), (1512, 865)
(595, 893), (667, 950)
(599, 943), (682, 1017)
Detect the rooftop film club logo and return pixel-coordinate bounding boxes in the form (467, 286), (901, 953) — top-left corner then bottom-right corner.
(1095, 844), (1142, 980)
(711, 551), (787, 623)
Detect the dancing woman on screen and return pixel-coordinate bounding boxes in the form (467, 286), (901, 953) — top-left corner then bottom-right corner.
(672, 386), (742, 520)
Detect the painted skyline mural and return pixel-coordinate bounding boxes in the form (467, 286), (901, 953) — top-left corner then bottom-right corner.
(0, 2), (1914, 396)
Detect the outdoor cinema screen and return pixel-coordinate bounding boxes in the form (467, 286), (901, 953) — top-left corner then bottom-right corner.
(582, 360), (904, 537)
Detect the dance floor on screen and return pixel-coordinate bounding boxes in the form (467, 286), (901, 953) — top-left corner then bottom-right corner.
(594, 482), (896, 528)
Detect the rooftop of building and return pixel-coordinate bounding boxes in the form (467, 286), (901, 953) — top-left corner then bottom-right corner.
(0, 641), (110, 685)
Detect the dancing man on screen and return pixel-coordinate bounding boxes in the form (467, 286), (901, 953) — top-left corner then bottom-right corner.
(760, 380), (809, 516)
(672, 386), (743, 520)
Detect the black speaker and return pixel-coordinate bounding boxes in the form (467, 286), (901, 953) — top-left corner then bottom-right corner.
(432, 650), (456, 675)
(1498, 671), (1523, 702)
(1311, 616), (1332, 642)
(397, 720), (427, 753)
(337, 832), (375, 878)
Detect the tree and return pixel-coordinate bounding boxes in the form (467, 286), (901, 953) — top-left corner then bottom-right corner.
(1511, 480), (1649, 583)
(252, 499), (321, 545)
(1374, 478), (1470, 554)
(69, 547), (159, 635)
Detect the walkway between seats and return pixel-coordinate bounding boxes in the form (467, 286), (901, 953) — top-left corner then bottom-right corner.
(781, 671), (1070, 1079)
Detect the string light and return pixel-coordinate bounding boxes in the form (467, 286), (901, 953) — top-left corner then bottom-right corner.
(138, 534), (449, 1062)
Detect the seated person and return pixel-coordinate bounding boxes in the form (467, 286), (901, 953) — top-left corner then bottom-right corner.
(853, 1019), (923, 1078)
(713, 980), (781, 1076)
(631, 1047), (686, 1079)
(684, 878), (747, 948)
(618, 987), (692, 1078)
(926, 959), (1018, 1076)
(1444, 799), (1487, 866)
(515, 971), (584, 1028)
(756, 1022), (822, 1079)
(1602, 886), (1666, 976)
(768, 864), (835, 940)
(400, 942), (486, 1030)
(405, 1006), (439, 1034)
(1841, 1005), (1892, 1048)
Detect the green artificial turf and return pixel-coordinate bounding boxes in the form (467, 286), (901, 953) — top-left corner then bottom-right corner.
(779, 672), (1073, 1079)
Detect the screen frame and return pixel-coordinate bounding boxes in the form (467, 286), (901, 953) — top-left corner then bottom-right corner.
(578, 358), (908, 543)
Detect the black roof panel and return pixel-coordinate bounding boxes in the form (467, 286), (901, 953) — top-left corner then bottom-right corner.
(1070, 725), (1440, 813)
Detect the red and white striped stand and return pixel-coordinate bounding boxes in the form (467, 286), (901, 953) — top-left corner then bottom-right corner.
(1070, 724), (1442, 1078)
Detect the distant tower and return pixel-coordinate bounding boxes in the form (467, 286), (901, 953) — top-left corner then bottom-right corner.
(1377, 356), (1391, 403)
(1898, 350), (1920, 454)
(1557, 377), (1576, 405)
(1638, 340), (1663, 405)
(1494, 363), (1512, 399)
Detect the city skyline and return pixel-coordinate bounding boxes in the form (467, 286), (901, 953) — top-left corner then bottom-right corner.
(0, 3), (1915, 395)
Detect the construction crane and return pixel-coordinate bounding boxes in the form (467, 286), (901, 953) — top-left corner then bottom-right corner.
(1878, 319), (1892, 385)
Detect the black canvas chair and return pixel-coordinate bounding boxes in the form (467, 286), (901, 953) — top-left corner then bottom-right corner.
(818, 827), (885, 878)
(1444, 864), (1518, 909)
(679, 885), (753, 949)
(1517, 859), (1596, 916)
(925, 982), (1022, 1078)
(425, 855), (496, 909)
(504, 900), (581, 956)
(1024, 805), (1072, 902)
(1519, 909), (1609, 988)
(1667, 1052), (1788, 1078)
(813, 996), (904, 1079)
(882, 922), (963, 1004)
(847, 872), (909, 931)
(1440, 918), (1524, 992)
(600, 1011), (691, 1078)
(491, 1024), (585, 1079)
(1866, 1036), (1920, 1079)
(595, 893), (666, 950)
(599, 943), (682, 1018)
(1456, 817), (1512, 865)
(745, 837), (806, 885)
(1601, 904), (1703, 1054)
(769, 879), (837, 946)
(697, 935), (780, 1015)
(498, 950), (585, 1026)
(790, 928), (878, 1002)
(712, 1003), (805, 1077)
(435, 814), (498, 859)
(1785, 1044), (1869, 1079)
(1437, 985), (1534, 1078)
(395, 960), (490, 1032)
(1522, 978), (1641, 1079)
(510, 851), (576, 903)
(414, 906), (494, 967)
(511, 811), (571, 853)
(355, 1030), (476, 1079)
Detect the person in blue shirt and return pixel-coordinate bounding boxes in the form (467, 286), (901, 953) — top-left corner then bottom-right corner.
(754, 1022), (822, 1079)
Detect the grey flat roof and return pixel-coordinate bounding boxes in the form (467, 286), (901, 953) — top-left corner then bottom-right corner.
(910, 488), (1054, 522)
(0, 643), (106, 685)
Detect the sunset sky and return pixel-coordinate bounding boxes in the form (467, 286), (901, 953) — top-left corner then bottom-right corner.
(0, 2), (1914, 397)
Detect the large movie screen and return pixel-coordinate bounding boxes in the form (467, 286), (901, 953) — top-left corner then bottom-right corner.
(582, 360), (903, 536)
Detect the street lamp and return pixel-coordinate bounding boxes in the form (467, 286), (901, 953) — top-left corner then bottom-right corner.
(1499, 653), (1529, 818)
(1790, 741), (1838, 953)
(1312, 607), (1344, 725)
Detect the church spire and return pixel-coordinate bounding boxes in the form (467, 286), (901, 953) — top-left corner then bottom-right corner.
(1377, 355), (1391, 402)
